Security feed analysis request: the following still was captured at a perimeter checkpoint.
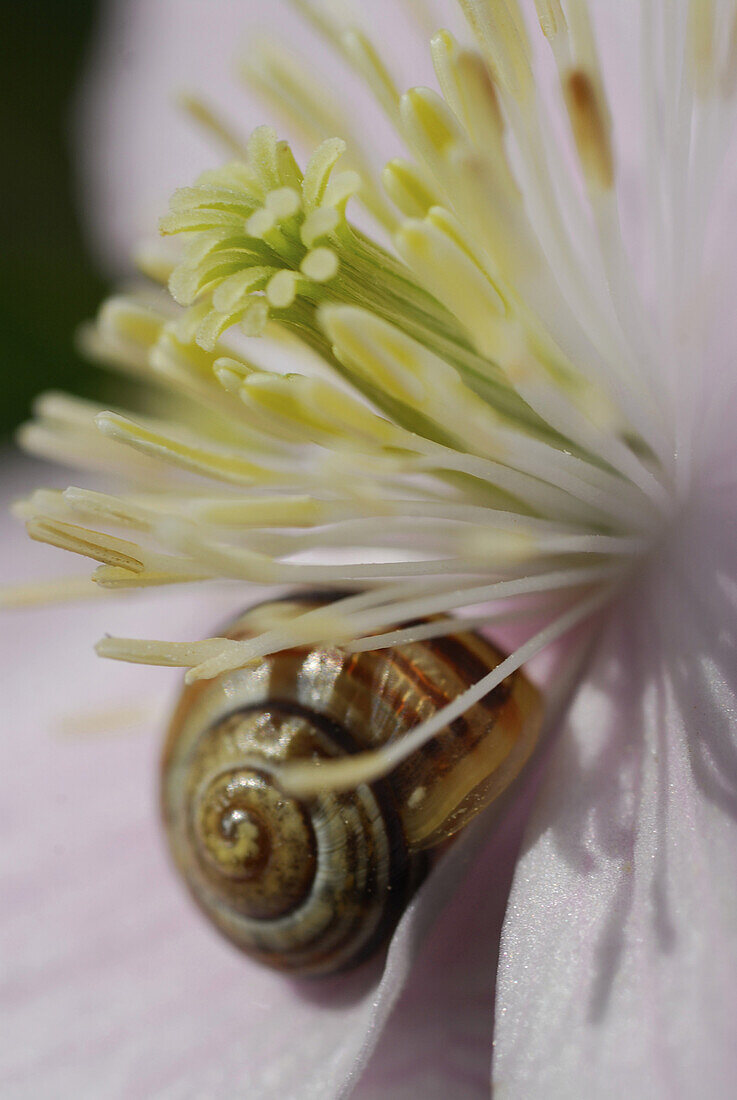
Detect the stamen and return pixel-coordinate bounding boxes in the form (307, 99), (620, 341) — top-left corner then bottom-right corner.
(340, 29), (401, 123)
(0, 577), (114, 608)
(16, 0), (707, 781)
(457, 0), (534, 103)
(277, 588), (611, 795)
(343, 601), (558, 654)
(382, 158), (443, 218)
(563, 69), (613, 191)
(687, 0), (717, 98)
(177, 93), (246, 157)
(534, 0), (567, 43)
(182, 564), (622, 681)
(240, 38), (399, 232)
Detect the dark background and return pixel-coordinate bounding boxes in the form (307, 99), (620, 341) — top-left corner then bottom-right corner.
(0, 0), (109, 439)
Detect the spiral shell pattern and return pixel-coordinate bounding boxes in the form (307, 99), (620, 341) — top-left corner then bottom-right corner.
(161, 594), (542, 975)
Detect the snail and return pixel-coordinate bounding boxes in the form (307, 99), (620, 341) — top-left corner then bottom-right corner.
(161, 593), (542, 977)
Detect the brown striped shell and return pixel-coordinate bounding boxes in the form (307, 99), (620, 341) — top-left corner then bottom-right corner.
(161, 594), (542, 977)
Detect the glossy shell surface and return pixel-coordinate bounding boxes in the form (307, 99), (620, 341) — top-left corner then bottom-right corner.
(161, 595), (542, 975)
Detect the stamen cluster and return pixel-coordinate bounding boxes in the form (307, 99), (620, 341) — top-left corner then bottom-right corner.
(12, 0), (736, 792)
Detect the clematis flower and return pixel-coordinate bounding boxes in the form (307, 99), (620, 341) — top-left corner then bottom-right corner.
(5, 0), (737, 1096)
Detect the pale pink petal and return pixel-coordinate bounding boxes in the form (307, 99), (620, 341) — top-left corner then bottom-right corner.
(494, 486), (737, 1099)
(0, 456), (510, 1098)
(353, 772), (538, 1100)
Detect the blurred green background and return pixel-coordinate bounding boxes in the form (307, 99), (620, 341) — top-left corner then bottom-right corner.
(1, 0), (109, 439)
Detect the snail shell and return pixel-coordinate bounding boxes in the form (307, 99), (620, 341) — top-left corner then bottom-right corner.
(161, 594), (542, 976)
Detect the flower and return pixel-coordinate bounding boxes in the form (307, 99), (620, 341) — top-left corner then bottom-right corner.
(7, 0), (737, 1096)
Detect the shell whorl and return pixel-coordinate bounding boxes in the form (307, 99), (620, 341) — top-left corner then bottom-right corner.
(161, 594), (542, 976)
(163, 697), (417, 975)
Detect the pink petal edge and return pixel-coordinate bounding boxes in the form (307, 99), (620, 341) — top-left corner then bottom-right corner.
(493, 487), (737, 1099)
(0, 457), (524, 1099)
